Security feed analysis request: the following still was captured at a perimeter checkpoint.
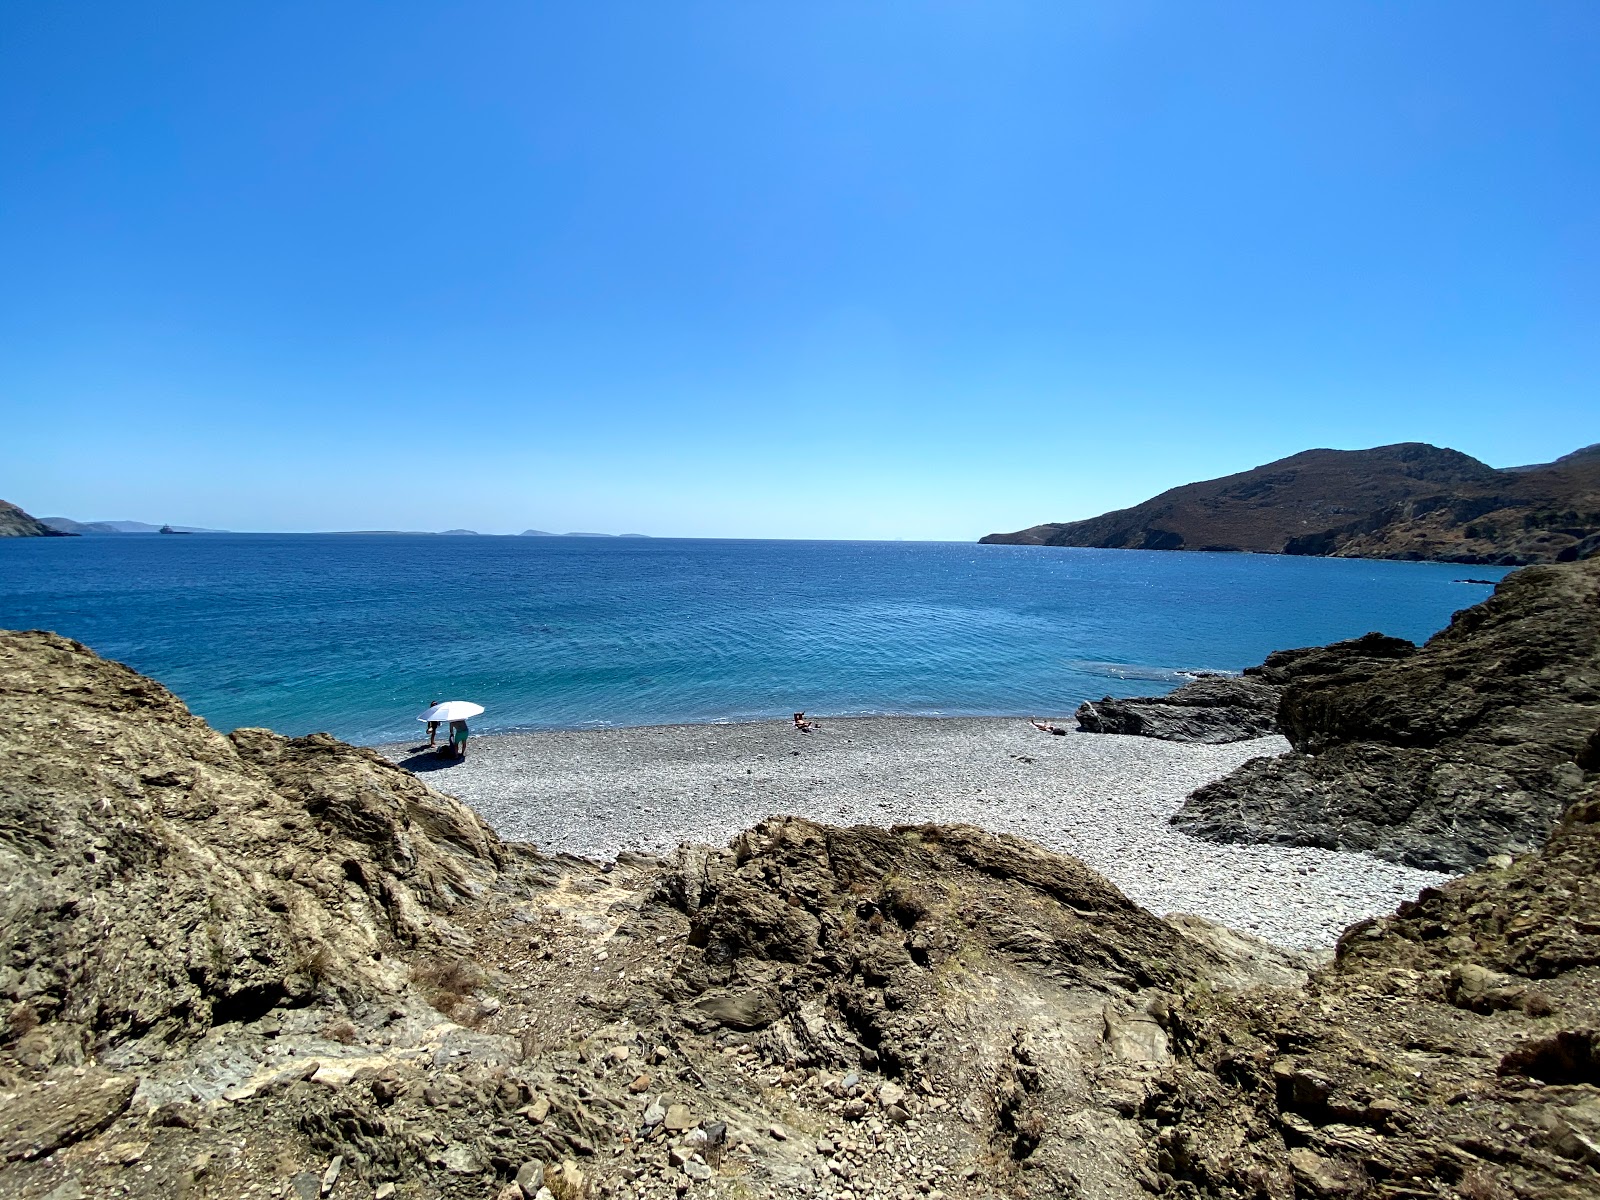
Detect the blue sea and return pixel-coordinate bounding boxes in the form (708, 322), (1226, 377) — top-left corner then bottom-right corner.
(0, 535), (1507, 745)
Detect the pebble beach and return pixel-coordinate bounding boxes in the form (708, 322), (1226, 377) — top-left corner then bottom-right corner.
(378, 716), (1450, 950)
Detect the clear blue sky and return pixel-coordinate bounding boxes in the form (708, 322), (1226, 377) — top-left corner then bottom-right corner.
(2, 2), (1596, 538)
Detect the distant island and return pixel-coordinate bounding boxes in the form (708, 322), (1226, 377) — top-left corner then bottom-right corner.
(522, 530), (651, 538)
(980, 441), (1600, 565)
(3, 510), (657, 539)
(1, 503), (226, 538)
(39, 516), (228, 535)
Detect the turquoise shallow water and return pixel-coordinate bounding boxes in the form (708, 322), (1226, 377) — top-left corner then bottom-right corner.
(0, 535), (1507, 745)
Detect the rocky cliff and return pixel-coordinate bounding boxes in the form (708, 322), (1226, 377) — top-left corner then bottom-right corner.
(981, 443), (1600, 565)
(3, 629), (1597, 1200)
(1171, 558), (1600, 872)
(0, 500), (73, 538)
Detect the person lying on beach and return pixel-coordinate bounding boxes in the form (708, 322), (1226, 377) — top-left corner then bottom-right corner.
(793, 712), (815, 732)
(1029, 718), (1069, 736)
(449, 718), (470, 758)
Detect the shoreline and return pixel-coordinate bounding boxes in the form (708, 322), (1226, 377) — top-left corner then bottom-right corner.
(375, 714), (1451, 949)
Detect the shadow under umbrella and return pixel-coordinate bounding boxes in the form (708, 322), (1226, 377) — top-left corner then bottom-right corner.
(394, 748), (462, 772)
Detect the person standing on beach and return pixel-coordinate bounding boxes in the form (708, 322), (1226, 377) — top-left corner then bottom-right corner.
(425, 700), (442, 747)
(449, 718), (470, 759)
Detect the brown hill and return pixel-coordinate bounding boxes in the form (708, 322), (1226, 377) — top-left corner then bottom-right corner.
(981, 442), (1600, 565)
(0, 499), (73, 538)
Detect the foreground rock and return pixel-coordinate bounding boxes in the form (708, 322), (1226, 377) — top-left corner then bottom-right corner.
(5, 628), (1597, 1200)
(1143, 790), (1600, 1200)
(982, 441), (1600, 565)
(1075, 634), (1416, 744)
(1173, 559), (1600, 872)
(0, 630), (1313, 1200)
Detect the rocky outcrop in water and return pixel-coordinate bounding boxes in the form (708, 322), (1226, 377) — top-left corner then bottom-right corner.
(1172, 559), (1600, 872)
(1075, 634), (1418, 744)
(982, 442), (1600, 565)
(0, 500), (72, 538)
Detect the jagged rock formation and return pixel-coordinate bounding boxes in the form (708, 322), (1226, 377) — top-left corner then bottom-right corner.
(1173, 559), (1600, 872)
(0, 630), (511, 1069)
(981, 442), (1600, 565)
(1075, 635), (1417, 744)
(1077, 674), (1283, 743)
(4, 626), (1597, 1200)
(0, 629), (1311, 1200)
(1142, 790), (1600, 1200)
(0, 500), (72, 538)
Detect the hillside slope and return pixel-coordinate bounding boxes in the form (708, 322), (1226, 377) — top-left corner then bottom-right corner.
(981, 442), (1600, 565)
(0, 500), (73, 538)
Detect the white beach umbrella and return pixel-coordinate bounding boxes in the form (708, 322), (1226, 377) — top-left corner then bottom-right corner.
(418, 701), (485, 722)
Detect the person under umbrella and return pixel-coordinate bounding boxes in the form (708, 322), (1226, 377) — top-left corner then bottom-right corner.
(417, 701), (485, 760)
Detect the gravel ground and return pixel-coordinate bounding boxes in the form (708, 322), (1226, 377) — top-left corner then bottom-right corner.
(375, 716), (1451, 949)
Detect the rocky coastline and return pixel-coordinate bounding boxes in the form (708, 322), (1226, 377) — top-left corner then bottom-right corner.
(982, 442), (1600, 566)
(1074, 634), (1417, 745)
(1073, 559), (1600, 875)
(0, 500), (73, 538)
(3, 588), (1599, 1199)
(1171, 558), (1600, 873)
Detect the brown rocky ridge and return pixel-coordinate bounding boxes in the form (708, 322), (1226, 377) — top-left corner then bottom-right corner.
(980, 443), (1600, 565)
(0, 500), (74, 538)
(2, 623), (1597, 1200)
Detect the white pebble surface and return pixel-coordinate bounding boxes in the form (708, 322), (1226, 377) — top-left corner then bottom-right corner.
(376, 716), (1450, 950)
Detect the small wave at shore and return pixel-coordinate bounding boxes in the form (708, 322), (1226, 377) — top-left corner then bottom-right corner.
(1069, 660), (1242, 685)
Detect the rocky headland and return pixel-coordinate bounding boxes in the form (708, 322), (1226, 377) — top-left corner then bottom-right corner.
(0, 500), (73, 538)
(1168, 557), (1600, 873)
(981, 442), (1600, 565)
(1073, 559), (1599, 874)
(2, 614), (1598, 1200)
